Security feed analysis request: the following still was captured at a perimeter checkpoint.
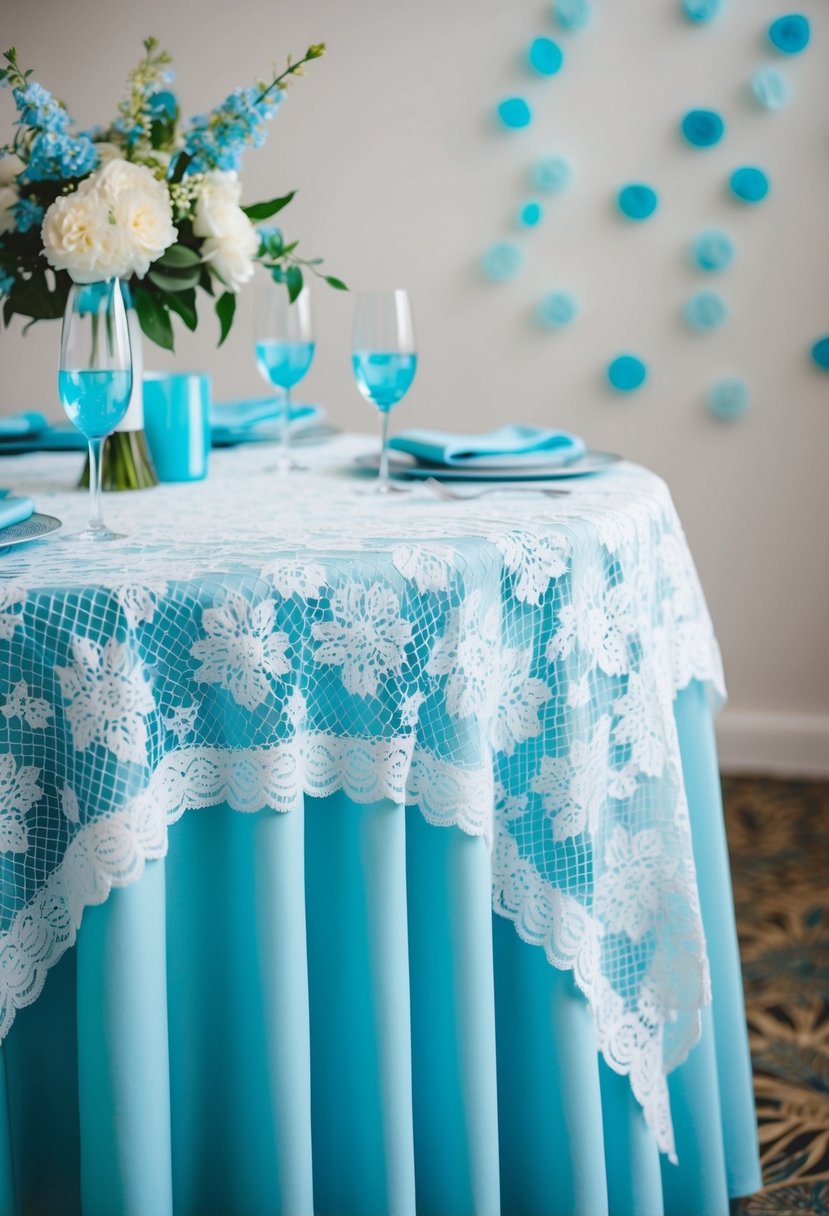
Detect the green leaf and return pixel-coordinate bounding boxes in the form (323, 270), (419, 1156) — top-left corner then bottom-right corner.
(148, 266), (201, 293)
(284, 265), (302, 304)
(165, 288), (198, 331)
(215, 291), (236, 346)
(158, 243), (201, 269)
(169, 151), (193, 185)
(133, 285), (174, 351)
(325, 275), (349, 291)
(2, 298), (13, 326)
(242, 191), (295, 221)
(150, 118), (175, 151)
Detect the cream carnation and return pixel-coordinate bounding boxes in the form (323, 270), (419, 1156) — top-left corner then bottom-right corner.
(41, 187), (133, 283)
(112, 185), (177, 278)
(192, 171), (243, 237)
(201, 206), (259, 293)
(82, 157), (168, 207)
(43, 158), (177, 282)
(0, 185), (17, 235)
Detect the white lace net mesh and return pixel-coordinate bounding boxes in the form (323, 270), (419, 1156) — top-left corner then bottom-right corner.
(0, 436), (725, 1159)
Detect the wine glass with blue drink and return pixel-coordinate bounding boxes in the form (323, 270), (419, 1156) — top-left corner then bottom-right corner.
(255, 278), (315, 472)
(352, 290), (417, 494)
(59, 280), (133, 541)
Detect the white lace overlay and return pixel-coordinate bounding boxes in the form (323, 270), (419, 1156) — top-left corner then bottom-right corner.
(0, 436), (725, 1160)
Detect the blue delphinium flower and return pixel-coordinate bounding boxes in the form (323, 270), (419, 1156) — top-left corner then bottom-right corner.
(0, 267), (14, 296)
(184, 86), (284, 174)
(25, 130), (98, 181)
(12, 81), (68, 132)
(13, 196), (44, 233)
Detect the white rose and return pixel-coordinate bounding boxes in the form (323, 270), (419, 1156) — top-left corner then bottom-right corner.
(0, 154), (24, 187)
(192, 171), (244, 238)
(0, 185), (17, 235)
(112, 185), (177, 278)
(41, 187), (133, 283)
(72, 159), (176, 278)
(201, 206), (258, 292)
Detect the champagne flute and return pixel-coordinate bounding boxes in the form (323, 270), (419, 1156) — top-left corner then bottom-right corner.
(352, 290), (417, 494)
(254, 278), (315, 472)
(58, 280), (133, 541)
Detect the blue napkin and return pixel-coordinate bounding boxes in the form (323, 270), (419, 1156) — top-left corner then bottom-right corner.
(0, 423), (87, 454)
(0, 490), (35, 530)
(388, 424), (586, 468)
(210, 397), (325, 446)
(0, 412), (48, 439)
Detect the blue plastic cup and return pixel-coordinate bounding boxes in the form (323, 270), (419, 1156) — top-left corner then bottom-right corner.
(143, 372), (211, 482)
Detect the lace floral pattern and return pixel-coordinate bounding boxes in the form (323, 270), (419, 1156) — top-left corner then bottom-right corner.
(0, 436), (725, 1160)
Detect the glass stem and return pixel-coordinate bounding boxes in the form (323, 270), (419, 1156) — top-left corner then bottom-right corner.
(282, 386), (292, 467)
(87, 436), (105, 533)
(378, 409), (390, 493)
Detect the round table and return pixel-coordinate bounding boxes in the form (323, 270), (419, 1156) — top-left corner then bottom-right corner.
(0, 435), (760, 1215)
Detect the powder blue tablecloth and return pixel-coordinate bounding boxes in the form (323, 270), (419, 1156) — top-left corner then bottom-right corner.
(0, 438), (760, 1214)
(0, 682), (760, 1216)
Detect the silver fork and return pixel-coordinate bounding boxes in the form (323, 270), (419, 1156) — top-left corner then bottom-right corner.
(423, 476), (570, 501)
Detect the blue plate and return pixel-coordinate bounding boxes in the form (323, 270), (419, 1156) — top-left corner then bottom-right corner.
(357, 450), (620, 481)
(0, 513), (62, 551)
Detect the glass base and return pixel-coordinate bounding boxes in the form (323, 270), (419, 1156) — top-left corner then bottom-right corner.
(73, 525), (126, 542)
(265, 455), (307, 473)
(357, 480), (409, 496)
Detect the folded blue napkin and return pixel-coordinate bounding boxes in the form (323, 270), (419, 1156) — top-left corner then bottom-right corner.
(210, 397), (325, 445)
(0, 412), (48, 439)
(0, 489), (35, 530)
(0, 424), (87, 454)
(388, 424), (586, 468)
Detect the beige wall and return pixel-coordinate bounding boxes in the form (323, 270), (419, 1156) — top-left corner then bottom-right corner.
(2, 0), (828, 738)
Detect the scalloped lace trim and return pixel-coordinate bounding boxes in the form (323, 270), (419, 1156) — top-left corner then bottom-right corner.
(0, 710), (709, 1162)
(0, 735), (492, 1042)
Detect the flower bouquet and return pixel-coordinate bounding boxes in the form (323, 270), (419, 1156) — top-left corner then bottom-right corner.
(0, 38), (344, 487)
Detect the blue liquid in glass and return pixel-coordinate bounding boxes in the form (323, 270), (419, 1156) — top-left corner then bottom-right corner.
(255, 340), (315, 389)
(352, 351), (417, 412)
(58, 369), (132, 438)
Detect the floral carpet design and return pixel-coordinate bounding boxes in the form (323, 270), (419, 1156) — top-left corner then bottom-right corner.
(727, 777), (829, 1216)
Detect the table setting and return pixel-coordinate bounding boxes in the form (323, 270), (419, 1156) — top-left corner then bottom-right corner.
(0, 32), (760, 1216)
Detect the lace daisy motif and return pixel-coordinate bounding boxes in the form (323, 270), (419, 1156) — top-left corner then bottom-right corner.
(311, 581), (413, 698)
(1, 681), (52, 729)
(427, 590), (500, 720)
(0, 583), (26, 641)
(191, 591), (290, 711)
(56, 636), (156, 764)
(0, 754), (43, 853)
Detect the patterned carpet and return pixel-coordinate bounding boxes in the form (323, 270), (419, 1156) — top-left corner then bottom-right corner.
(725, 776), (829, 1216)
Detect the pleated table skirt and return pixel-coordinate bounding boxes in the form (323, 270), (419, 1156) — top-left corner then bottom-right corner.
(0, 683), (761, 1216)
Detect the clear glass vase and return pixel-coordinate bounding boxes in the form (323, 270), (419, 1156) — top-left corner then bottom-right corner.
(78, 285), (158, 491)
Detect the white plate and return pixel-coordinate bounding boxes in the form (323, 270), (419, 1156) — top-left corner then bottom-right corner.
(0, 513), (62, 551)
(356, 449), (620, 481)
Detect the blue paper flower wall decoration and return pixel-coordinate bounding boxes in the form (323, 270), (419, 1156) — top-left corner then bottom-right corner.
(729, 166), (770, 203)
(617, 184), (659, 221)
(691, 230), (736, 272)
(768, 14), (810, 54)
(538, 292), (579, 328)
(479, 5), (819, 424)
(608, 355), (648, 392)
(708, 378), (750, 420)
